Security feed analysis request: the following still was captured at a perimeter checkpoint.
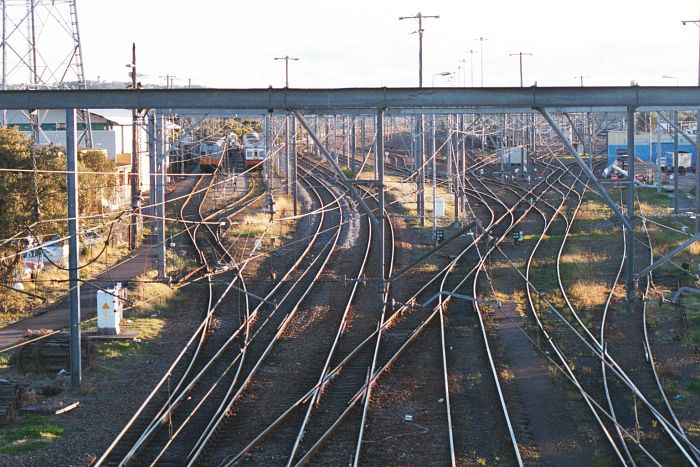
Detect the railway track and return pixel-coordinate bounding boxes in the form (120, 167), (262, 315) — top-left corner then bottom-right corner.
(94, 140), (698, 466)
(96, 166), (259, 466)
(482, 152), (700, 464)
(189, 158), (356, 465)
(207, 159), (394, 466)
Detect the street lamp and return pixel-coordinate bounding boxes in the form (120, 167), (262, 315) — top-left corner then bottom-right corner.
(432, 71), (452, 87)
(467, 50), (476, 87)
(662, 75), (679, 86)
(474, 37), (488, 86)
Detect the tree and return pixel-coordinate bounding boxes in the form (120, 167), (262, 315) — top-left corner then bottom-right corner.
(78, 149), (117, 215)
(0, 129), (119, 304)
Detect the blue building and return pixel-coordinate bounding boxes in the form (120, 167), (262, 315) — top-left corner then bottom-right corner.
(607, 130), (697, 166)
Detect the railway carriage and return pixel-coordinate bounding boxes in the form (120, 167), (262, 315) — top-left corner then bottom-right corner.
(199, 139), (225, 172)
(242, 132), (266, 169)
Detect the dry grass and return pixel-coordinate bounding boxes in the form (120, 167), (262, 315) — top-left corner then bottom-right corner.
(576, 199), (613, 221)
(688, 240), (700, 256)
(559, 250), (608, 265)
(225, 193), (297, 241)
(499, 368), (515, 382)
(128, 270), (179, 314)
(567, 280), (610, 308)
(227, 209), (272, 237)
(366, 174), (456, 226)
(416, 262), (441, 274)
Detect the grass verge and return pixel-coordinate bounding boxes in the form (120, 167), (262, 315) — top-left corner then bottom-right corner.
(0, 415), (64, 454)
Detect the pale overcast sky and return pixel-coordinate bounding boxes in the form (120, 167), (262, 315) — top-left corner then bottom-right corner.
(50, 0), (700, 88)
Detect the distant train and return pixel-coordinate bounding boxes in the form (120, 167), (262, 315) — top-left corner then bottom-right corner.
(243, 132), (266, 169)
(199, 139), (225, 172)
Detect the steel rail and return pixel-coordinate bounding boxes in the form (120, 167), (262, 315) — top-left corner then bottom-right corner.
(491, 184), (700, 463)
(518, 160), (630, 464)
(598, 194), (697, 464)
(638, 197), (700, 464)
(116, 168), (232, 465)
(486, 157), (638, 463)
(103, 149), (263, 464)
(465, 159), (573, 466)
(285, 176), (380, 465)
(218, 169), (396, 465)
(354, 156), (560, 463)
(261, 160), (560, 465)
(243, 156), (560, 464)
(125, 161), (329, 463)
(187, 166), (346, 464)
(97, 169), (220, 466)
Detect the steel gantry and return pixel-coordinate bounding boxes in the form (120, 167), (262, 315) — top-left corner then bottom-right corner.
(7, 85), (700, 389)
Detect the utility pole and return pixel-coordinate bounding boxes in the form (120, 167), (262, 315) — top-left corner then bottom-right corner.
(398, 12), (439, 87)
(376, 108), (385, 319)
(510, 52), (532, 149)
(399, 12), (438, 226)
(274, 55), (299, 88)
(159, 74), (177, 88)
(467, 49), (476, 87)
(351, 116), (356, 174)
(285, 115), (291, 195)
(626, 106), (636, 313)
(431, 114), (438, 243)
(575, 76), (591, 166)
(674, 110), (680, 216)
(148, 113), (156, 254)
(475, 37), (488, 87)
(682, 17), (700, 231)
(265, 111), (273, 203)
(66, 108), (81, 389)
(1, 0), (6, 126)
(291, 114), (298, 216)
(156, 113), (167, 278)
(509, 52), (532, 87)
(128, 43), (141, 250)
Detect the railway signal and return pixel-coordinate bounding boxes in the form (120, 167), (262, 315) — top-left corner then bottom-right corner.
(435, 229), (444, 244)
(512, 230), (524, 244)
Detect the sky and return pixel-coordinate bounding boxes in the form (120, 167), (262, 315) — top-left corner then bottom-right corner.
(12, 0), (700, 89)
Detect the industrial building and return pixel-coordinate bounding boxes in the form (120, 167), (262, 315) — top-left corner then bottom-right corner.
(607, 129), (698, 167)
(3, 109), (155, 194)
(2, 109), (145, 158)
